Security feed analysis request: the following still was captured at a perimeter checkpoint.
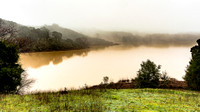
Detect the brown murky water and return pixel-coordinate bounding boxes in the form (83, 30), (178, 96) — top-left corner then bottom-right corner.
(19, 45), (191, 91)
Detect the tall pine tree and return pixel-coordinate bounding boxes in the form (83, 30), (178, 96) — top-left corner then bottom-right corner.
(184, 39), (200, 90)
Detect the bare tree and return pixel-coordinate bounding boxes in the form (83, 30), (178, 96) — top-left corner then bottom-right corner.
(16, 72), (35, 94)
(0, 19), (17, 45)
(0, 22), (15, 37)
(15, 37), (34, 52)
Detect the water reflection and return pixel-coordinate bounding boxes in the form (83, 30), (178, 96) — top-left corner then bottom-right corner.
(20, 46), (108, 68)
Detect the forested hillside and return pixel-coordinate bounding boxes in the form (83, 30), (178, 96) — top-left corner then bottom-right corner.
(0, 18), (114, 52)
(1, 18), (199, 53)
(44, 24), (115, 46)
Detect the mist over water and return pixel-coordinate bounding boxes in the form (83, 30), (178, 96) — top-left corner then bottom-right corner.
(85, 31), (200, 47)
(20, 45), (191, 91)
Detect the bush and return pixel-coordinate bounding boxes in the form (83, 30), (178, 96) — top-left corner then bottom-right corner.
(103, 76), (109, 84)
(0, 41), (24, 93)
(184, 39), (200, 90)
(135, 59), (161, 88)
(160, 71), (170, 88)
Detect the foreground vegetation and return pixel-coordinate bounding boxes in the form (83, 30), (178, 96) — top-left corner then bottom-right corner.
(0, 89), (199, 111)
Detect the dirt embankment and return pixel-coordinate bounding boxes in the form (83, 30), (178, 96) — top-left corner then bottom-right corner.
(89, 78), (187, 90)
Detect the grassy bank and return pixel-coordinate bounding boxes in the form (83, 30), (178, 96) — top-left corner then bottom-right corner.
(0, 89), (199, 111)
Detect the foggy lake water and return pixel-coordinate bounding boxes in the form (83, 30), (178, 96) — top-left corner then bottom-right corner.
(20, 45), (191, 91)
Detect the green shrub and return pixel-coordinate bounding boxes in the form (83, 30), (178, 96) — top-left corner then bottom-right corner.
(0, 41), (24, 93)
(135, 59), (161, 88)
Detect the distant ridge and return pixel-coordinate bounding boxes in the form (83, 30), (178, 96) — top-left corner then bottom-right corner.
(90, 31), (200, 46)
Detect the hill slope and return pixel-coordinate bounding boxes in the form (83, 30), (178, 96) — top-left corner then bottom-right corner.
(44, 24), (114, 46)
(0, 18), (114, 52)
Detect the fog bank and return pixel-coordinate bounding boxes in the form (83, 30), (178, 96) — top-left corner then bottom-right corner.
(1, 0), (200, 33)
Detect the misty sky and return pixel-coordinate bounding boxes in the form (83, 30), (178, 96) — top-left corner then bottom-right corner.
(1, 0), (200, 33)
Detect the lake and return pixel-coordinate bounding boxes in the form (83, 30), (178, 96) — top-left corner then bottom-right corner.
(19, 45), (191, 91)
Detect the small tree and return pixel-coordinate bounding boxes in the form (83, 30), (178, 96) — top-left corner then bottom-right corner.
(135, 59), (161, 88)
(0, 41), (24, 93)
(160, 71), (170, 88)
(103, 76), (109, 84)
(0, 19), (16, 39)
(184, 39), (200, 90)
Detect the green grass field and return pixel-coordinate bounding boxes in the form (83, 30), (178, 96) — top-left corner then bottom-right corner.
(0, 89), (199, 112)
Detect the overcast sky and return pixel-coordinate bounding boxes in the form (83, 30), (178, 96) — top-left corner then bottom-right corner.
(1, 0), (200, 33)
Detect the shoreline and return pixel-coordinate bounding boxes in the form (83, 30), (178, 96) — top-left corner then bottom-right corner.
(88, 79), (188, 90)
(19, 44), (118, 54)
